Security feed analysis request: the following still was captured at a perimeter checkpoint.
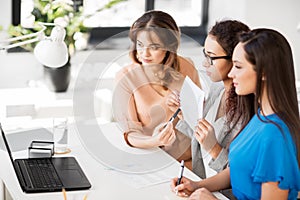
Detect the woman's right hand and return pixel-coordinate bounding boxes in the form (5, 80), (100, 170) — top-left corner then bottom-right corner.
(153, 122), (176, 147)
(170, 176), (199, 197)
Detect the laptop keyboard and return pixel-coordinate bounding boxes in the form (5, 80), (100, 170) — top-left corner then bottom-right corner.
(25, 159), (63, 189)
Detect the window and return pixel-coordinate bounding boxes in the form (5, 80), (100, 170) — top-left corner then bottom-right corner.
(83, 0), (146, 27)
(17, 0), (208, 46)
(83, 0), (204, 27)
(87, 0), (208, 45)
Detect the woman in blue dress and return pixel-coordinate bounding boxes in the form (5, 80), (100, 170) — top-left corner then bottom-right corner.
(171, 28), (300, 199)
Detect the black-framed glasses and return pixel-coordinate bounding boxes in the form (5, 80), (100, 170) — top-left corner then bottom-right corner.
(203, 48), (231, 65)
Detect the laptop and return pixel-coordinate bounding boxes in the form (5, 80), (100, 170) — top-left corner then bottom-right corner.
(0, 124), (91, 193)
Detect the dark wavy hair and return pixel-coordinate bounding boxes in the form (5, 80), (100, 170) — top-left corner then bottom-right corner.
(209, 20), (255, 133)
(238, 28), (300, 166)
(128, 10), (181, 86)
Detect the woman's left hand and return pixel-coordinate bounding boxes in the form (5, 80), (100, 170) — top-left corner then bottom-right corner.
(194, 119), (217, 152)
(188, 188), (218, 200)
(166, 90), (183, 119)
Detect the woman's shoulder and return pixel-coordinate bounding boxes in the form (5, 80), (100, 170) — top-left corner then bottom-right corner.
(117, 63), (140, 75)
(178, 56), (201, 86)
(256, 113), (289, 133)
(115, 63), (141, 80)
(178, 56), (197, 73)
(250, 113), (295, 146)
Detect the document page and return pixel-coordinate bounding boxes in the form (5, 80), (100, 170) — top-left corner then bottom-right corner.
(106, 169), (172, 189)
(180, 76), (205, 128)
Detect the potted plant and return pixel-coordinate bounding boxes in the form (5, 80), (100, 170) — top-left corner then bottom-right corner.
(8, 0), (124, 92)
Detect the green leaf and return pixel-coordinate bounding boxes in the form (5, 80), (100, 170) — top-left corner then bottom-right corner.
(7, 0), (125, 51)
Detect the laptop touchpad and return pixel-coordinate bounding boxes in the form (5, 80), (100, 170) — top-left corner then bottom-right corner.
(52, 157), (90, 188)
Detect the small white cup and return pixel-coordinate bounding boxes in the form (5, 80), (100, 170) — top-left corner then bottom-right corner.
(53, 118), (69, 154)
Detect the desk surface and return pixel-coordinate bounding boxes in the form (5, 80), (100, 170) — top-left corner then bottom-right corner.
(1, 51), (298, 200)
(0, 121), (228, 200)
(0, 50), (228, 200)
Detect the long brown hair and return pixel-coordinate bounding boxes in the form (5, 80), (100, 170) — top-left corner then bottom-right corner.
(239, 28), (300, 166)
(128, 10), (181, 86)
(209, 20), (255, 132)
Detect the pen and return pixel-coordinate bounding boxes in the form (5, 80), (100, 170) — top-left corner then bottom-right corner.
(163, 108), (181, 128)
(169, 108), (181, 123)
(176, 160), (185, 186)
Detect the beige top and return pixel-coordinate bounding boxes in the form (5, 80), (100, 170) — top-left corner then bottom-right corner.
(112, 56), (200, 159)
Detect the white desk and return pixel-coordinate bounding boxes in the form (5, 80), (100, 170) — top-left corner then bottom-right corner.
(0, 120), (228, 200)
(1, 49), (299, 200)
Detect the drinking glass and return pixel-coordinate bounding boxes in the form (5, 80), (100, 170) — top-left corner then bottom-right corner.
(53, 118), (69, 154)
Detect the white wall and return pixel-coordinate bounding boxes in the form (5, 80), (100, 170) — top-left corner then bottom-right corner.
(0, 0), (11, 30)
(207, 0), (300, 81)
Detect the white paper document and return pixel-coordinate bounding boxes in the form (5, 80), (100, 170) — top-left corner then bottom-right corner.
(99, 123), (175, 188)
(180, 76), (205, 128)
(106, 169), (172, 189)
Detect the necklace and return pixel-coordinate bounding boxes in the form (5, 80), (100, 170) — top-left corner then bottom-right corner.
(142, 65), (162, 83)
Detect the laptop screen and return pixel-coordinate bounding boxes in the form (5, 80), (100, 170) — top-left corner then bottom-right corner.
(0, 123), (17, 167)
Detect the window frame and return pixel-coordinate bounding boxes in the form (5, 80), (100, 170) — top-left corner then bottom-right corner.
(12, 0), (209, 46)
(89, 0), (209, 46)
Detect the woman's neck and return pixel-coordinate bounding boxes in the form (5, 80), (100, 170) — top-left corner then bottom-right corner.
(142, 65), (161, 83)
(259, 86), (275, 115)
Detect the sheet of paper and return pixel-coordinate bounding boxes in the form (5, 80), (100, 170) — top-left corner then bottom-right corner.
(100, 122), (160, 154)
(80, 121), (175, 174)
(98, 122), (175, 188)
(180, 76), (205, 128)
(106, 169), (172, 189)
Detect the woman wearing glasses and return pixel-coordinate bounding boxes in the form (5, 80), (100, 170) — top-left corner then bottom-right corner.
(171, 28), (300, 200)
(168, 20), (254, 181)
(112, 10), (201, 166)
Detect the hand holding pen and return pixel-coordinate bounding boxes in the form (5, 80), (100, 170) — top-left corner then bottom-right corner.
(171, 161), (199, 197)
(163, 108), (181, 128)
(153, 121), (176, 147)
(152, 108), (181, 147)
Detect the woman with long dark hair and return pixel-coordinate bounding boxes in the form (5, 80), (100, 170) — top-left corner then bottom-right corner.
(171, 28), (300, 200)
